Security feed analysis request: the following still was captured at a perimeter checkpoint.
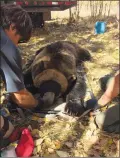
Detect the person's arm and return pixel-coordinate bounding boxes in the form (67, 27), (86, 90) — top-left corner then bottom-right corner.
(10, 88), (38, 109)
(98, 71), (120, 106)
(85, 71), (120, 112)
(1, 43), (39, 109)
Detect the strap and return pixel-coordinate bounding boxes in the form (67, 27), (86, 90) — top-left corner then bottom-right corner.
(0, 115), (9, 138)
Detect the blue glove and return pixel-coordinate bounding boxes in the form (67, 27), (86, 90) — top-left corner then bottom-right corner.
(84, 99), (100, 111)
(32, 97), (45, 112)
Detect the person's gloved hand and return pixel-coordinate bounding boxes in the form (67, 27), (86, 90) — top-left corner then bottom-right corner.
(32, 96), (45, 112)
(85, 98), (107, 116)
(84, 98), (100, 111)
(85, 99), (99, 116)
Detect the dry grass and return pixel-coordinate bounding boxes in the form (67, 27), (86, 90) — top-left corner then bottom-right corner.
(17, 17), (120, 157)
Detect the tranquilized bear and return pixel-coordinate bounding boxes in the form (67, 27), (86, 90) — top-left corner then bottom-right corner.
(23, 41), (92, 116)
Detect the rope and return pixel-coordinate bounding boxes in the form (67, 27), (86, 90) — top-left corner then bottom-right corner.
(82, 63), (96, 99)
(84, 73), (96, 99)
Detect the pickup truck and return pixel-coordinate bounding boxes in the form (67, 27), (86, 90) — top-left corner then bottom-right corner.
(1, 0), (77, 27)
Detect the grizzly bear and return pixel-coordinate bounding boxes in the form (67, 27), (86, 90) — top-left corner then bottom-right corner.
(23, 41), (91, 116)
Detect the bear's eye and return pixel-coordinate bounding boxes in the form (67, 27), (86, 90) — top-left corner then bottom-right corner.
(39, 61), (44, 71)
(68, 75), (76, 83)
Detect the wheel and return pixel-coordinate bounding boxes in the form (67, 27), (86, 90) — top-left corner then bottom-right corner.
(29, 12), (44, 28)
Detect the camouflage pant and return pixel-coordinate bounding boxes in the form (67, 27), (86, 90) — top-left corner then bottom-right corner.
(0, 108), (14, 150)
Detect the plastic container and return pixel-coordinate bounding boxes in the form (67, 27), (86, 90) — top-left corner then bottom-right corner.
(1, 146), (17, 157)
(95, 21), (106, 34)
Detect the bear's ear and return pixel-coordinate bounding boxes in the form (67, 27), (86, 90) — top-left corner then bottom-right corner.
(69, 42), (92, 62)
(36, 46), (45, 55)
(77, 48), (92, 62)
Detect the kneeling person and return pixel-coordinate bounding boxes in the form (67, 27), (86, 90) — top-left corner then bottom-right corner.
(0, 4), (43, 146)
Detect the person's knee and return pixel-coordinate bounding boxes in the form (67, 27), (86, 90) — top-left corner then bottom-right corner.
(95, 105), (120, 134)
(0, 115), (14, 139)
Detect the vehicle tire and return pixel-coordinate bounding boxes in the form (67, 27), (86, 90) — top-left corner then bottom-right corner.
(29, 12), (44, 28)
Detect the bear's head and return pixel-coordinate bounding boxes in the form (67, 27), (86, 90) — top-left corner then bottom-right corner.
(31, 49), (76, 106)
(30, 41), (91, 107)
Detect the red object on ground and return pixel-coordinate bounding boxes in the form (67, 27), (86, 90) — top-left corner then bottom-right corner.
(15, 128), (34, 157)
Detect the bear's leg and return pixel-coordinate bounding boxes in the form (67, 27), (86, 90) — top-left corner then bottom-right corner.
(65, 67), (87, 116)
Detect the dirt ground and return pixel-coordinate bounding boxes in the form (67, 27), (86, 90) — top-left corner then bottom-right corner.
(0, 7), (119, 157)
(17, 16), (120, 157)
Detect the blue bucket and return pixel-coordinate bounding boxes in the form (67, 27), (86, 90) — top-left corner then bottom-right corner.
(95, 21), (106, 34)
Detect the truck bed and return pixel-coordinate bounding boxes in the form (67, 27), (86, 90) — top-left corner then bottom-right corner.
(3, 0), (77, 11)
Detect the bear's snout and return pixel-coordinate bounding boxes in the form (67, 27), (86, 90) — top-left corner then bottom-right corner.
(43, 92), (55, 106)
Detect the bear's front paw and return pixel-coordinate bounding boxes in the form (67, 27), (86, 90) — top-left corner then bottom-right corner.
(65, 100), (86, 117)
